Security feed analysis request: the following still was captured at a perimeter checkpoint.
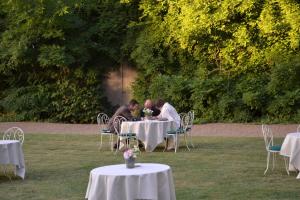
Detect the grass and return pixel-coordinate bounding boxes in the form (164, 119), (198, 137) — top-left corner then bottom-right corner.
(0, 134), (299, 200)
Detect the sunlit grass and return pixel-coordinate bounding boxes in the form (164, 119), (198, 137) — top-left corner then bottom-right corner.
(0, 134), (299, 200)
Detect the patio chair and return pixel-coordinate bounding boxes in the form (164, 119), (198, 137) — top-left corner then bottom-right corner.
(3, 127), (24, 145)
(297, 124), (300, 132)
(113, 115), (138, 153)
(165, 113), (190, 153)
(97, 113), (114, 151)
(186, 110), (195, 148)
(262, 124), (289, 175)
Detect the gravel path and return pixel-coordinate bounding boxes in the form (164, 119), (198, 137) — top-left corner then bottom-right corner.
(0, 122), (298, 137)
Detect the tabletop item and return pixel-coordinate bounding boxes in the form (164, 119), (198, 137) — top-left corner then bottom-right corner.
(123, 146), (140, 168)
(0, 140), (26, 179)
(280, 132), (300, 178)
(85, 163), (176, 200)
(121, 120), (177, 152)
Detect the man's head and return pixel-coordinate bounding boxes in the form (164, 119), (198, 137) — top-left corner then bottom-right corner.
(155, 99), (165, 110)
(128, 99), (139, 112)
(144, 99), (153, 109)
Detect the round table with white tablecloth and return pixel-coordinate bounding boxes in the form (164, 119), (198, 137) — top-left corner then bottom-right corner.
(85, 163), (176, 200)
(0, 140), (25, 179)
(280, 132), (300, 178)
(121, 120), (177, 152)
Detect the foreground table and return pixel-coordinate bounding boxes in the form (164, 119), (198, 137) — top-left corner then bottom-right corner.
(280, 132), (300, 179)
(85, 163), (176, 200)
(121, 120), (177, 152)
(0, 140), (25, 179)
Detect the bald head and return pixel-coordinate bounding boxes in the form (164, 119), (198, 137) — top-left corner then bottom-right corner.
(144, 99), (153, 109)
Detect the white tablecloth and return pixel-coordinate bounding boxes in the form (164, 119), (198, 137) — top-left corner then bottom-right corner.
(280, 132), (300, 178)
(0, 140), (25, 179)
(85, 163), (176, 200)
(121, 120), (177, 152)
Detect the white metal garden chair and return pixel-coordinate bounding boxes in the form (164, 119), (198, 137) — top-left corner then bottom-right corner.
(186, 110), (195, 148)
(113, 115), (138, 154)
(3, 127), (24, 145)
(262, 124), (289, 175)
(165, 113), (190, 153)
(97, 113), (114, 151)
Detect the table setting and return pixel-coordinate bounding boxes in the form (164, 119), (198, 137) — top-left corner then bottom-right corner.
(121, 119), (177, 152)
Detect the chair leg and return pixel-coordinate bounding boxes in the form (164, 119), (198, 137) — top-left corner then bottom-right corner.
(163, 137), (168, 152)
(264, 152), (270, 175)
(272, 153), (276, 171)
(184, 134), (190, 151)
(283, 156), (290, 175)
(174, 135), (177, 153)
(114, 138), (120, 155)
(188, 131), (194, 148)
(109, 134), (114, 152)
(99, 134), (103, 150)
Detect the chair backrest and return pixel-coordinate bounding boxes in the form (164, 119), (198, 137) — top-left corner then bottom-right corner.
(297, 124), (300, 133)
(3, 127), (24, 144)
(97, 113), (110, 127)
(180, 113), (190, 132)
(179, 112), (187, 120)
(187, 110), (195, 127)
(113, 115), (127, 135)
(262, 124), (273, 151)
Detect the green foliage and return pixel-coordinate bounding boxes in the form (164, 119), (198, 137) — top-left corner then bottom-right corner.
(1, 0), (300, 123)
(128, 0), (300, 123)
(0, 0), (140, 122)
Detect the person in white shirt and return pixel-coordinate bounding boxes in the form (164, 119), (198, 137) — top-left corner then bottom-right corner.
(155, 99), (181, 150)
(155, 99), (180, 129)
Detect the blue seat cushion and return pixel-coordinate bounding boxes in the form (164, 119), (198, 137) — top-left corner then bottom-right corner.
(269, 145), (281, 151)
(119, 133), (136, 137)
(167, 128), (185, 135)
(101, 129), (111, 133)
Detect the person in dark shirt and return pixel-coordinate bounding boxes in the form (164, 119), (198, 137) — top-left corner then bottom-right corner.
(140, 99), (160, 118)
(108, 99), (139, 133)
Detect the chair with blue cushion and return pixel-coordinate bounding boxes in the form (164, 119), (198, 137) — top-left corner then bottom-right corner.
(262, 124), (289, 175)
(113, 115), (138, 153)
(165, 113), (190, 153)
(97, 113), (114, 151)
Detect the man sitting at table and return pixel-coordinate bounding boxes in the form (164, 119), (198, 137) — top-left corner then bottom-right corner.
(155, 99), (181, 150)
(107, 99), (140, 149)
(108, 99), (140, 133)
(140, 99), (161, 118)
(155, 99), (180, 129)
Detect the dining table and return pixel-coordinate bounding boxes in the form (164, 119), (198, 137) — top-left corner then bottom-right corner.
(85, 163), (176, 200)
(120, 120), (177, 152)
(280, 132), (300, 179)
(0, 140), (25, 179)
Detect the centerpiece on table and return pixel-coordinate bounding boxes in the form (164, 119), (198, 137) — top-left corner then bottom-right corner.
(143, 108), (153, 120)
(123, 145), (140, 168)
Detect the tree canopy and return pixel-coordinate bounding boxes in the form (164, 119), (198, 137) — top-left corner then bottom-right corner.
(0, 0), (299, 123)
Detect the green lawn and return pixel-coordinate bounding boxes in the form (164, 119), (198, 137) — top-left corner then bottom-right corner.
(0, 134), (299, 200)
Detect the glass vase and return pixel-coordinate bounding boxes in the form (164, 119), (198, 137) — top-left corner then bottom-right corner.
(125, 157), (135, 168)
